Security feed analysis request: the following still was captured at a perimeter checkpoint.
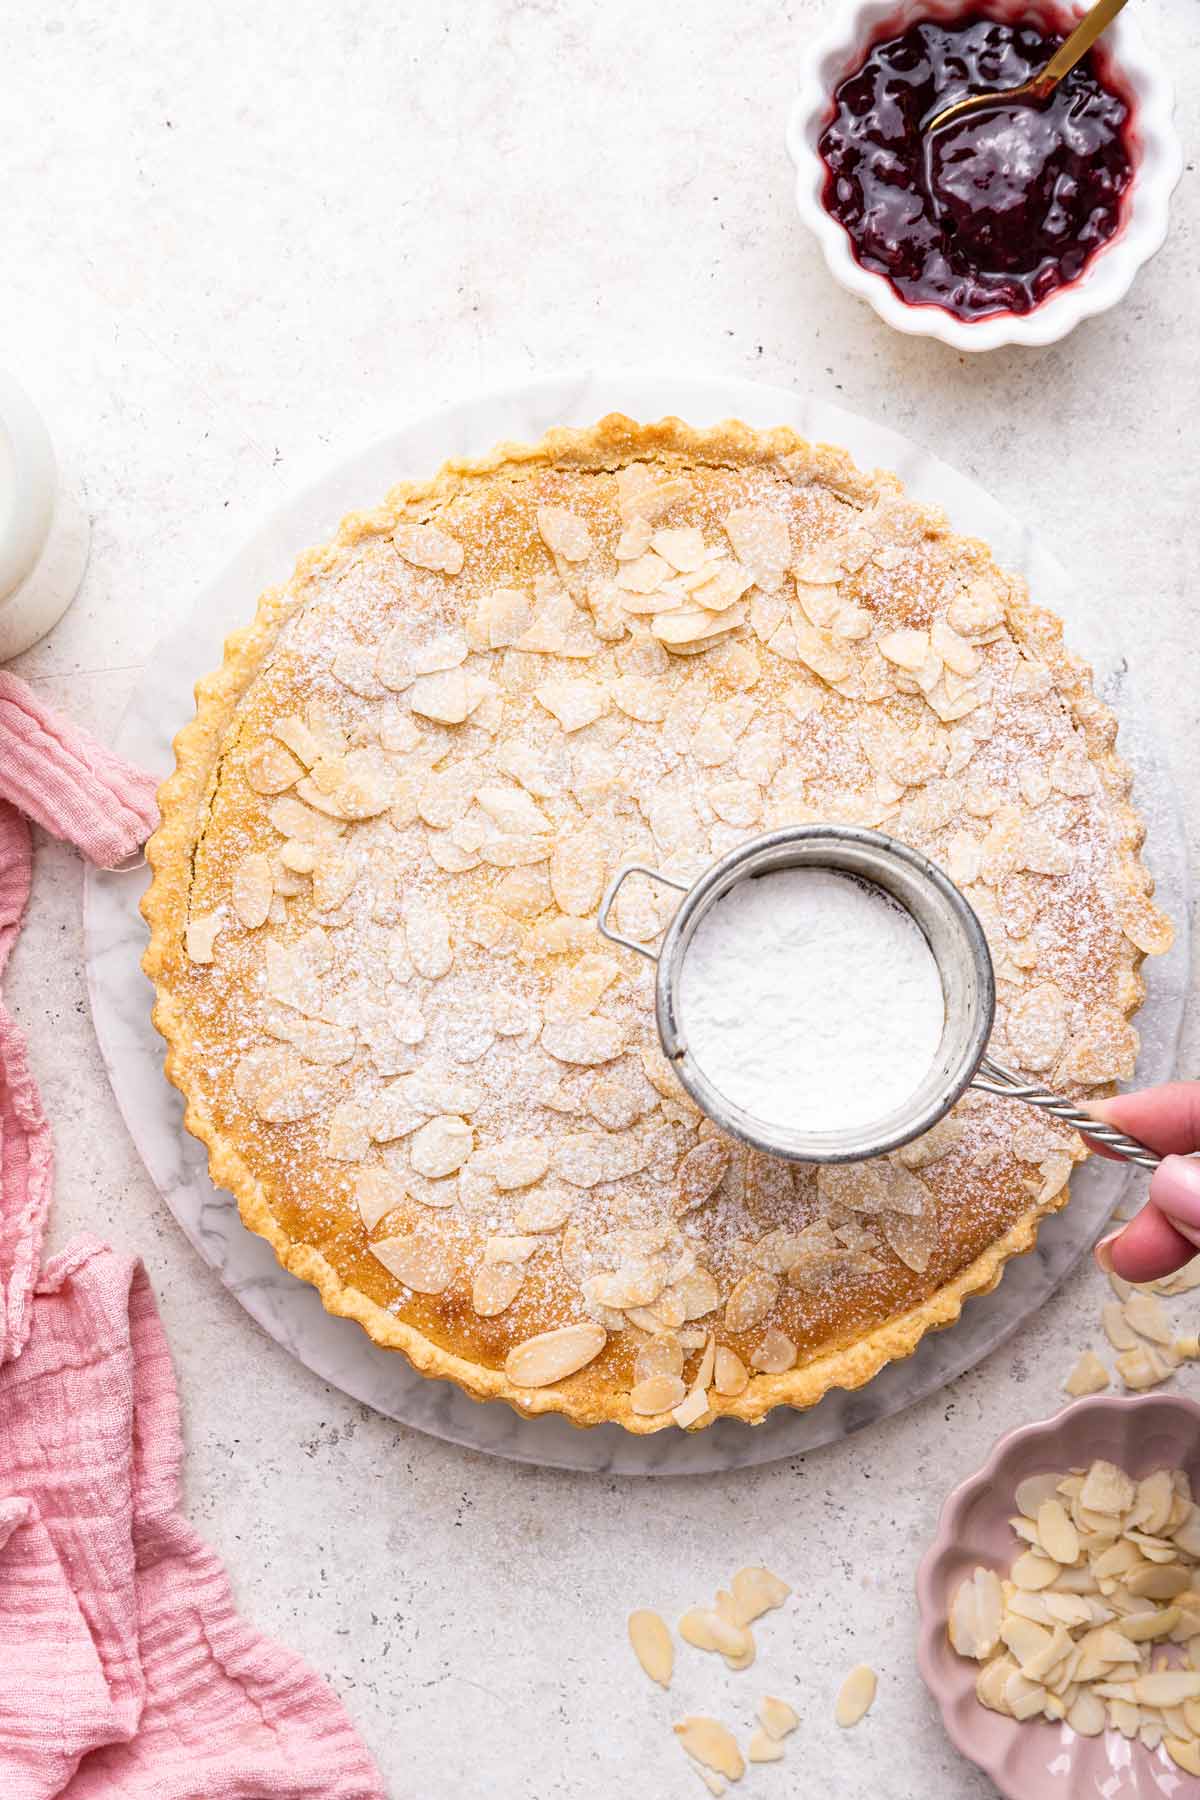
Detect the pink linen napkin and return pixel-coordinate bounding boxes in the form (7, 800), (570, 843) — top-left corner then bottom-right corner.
(0, 670), (385, 1800)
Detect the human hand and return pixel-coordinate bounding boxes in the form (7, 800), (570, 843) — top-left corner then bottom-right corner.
(1090, 1084), (1200, 1283)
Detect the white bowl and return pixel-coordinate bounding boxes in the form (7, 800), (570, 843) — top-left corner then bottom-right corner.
(786, 0), (1183, 351)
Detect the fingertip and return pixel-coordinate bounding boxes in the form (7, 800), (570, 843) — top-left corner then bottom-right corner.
(1103, 1202), (1197, 1285)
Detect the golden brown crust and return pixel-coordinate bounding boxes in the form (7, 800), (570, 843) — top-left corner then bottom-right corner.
(143, 414), (1168, 1432)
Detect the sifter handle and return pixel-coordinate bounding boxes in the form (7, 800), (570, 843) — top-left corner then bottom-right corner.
(971, 1056), (1162, 1172)
(596, 862), (689, 962)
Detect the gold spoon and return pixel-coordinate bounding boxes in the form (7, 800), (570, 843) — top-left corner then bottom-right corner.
(924, 0), (1130, 136)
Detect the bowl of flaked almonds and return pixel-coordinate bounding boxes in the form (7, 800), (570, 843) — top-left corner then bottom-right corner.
(917, 1394), (1200, 1797)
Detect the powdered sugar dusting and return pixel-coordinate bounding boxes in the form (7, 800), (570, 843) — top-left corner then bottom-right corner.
(680, 868), (944, 1134)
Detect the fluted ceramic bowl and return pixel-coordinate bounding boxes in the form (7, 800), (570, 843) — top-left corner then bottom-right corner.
(786, 0), (1183, 351)
(917, 1394), (1200, 1797)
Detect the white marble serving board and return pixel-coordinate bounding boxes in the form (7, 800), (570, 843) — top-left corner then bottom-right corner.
(83, 371), (1189, 1476)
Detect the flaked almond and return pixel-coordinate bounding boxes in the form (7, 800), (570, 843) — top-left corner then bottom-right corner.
(247, 738), (304, 794)
(724, 1270), (779, 1333)
(410, 1114), (473, 1177)
(537, 504), (592, 562)
(750, 1329), (796, 1374)
(757, 1696), (798, 1741)
(835, 1664), (877, 1728)
(713, 1346), (748, 1396)
(356, 1166), (407, 1232)
(676, 1139), (730, 1214)
(504, 1322), (607, 1388)
(540, 1016), (625, 1065)
(730, 1566), (790, 1625)
(746, 1730), (783, 1764)
(393, 522), (464, 574)
(471, 1263), (524, 1317)
(673, 1717), (744, 1783)
(185, 910), (222, 963)
(1064, 1351), (1109, 1397)
(534, 676), (608, 732)
(628, 1608), (674, 1687)
(370, 1230), (456, 1293)
(631, 1373), (688, 1416)
(231, 852), (273, 929)
(549, 825), (609, 916)
(877, 628), (930, 672)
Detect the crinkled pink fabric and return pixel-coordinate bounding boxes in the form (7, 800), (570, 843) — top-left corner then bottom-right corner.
(0, 673), (385, 1800)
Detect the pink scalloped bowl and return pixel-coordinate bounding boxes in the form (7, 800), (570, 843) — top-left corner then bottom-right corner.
(787, 0), (1183, 351)
(917, 1395), (1200, 1797)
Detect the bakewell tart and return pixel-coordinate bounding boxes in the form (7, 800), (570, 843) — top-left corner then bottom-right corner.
(143, 416), (1172, 1433)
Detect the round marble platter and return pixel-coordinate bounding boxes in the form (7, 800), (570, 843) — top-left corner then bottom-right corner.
(84, 371), (1189, 1477)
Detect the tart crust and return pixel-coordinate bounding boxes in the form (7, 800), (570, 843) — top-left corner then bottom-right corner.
(143, 415), (1171, 1432)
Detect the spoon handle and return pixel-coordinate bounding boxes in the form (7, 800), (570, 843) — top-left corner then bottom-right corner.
(971, 1056), (1162, 1171)
(1035, 0), (1131, 96)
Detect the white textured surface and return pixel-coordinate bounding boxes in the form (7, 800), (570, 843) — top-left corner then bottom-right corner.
(4, 3), (1199, 1795)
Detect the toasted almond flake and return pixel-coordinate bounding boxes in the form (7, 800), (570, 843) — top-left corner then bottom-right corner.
(674, 1140), (730, 1214)
(247, 738), (304, 794)
(325, 1100), (371, 1163)
(723, 506), (790, 591)
(471, 1262), (524, 1316)
(654, 605), (745, 650)
(1064, 1352), (1109, 1397)
(835, 1665), (877, 1728)
(185, 911), (222, 963)
(403, 895), (453, 979)
(409, 668), (474, 724)
(370, 1230), (457, 1293)
(410, 1114), (473, 1177)
(628, 1608), (674, 1687)
(757, 1696), (798, 1741)
(614, 517), (653, 559)
(536, 504), (592, 562)
(540, 1016), (625, 1066)
(877, 628), (931, 672)
(750, 1328), (796, 1374)
(713, 1346), (748, 1396)
(355, 1166), (407, 1232)
(724, 1270), (779, 1333)
(631, 1373), (687, 1416)
(393, 522), (464, 573)
(474, 1135), (549, 1190)
(673, 1717), (744, 1783)
(331, 643), (384, 697)
(505, 1322), (607, 1388)
(549, 824), (609, 917)
(534, 676), (608, 732)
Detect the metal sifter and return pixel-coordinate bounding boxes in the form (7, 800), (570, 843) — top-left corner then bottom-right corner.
(597, 824), (1160, 1170)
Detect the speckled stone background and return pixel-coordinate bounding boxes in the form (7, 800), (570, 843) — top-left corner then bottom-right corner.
(4, 3), (1198, 1794)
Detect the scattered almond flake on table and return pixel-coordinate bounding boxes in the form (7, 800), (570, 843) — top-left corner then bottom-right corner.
(746, 1730), (784, 1764)
(756, 1696), (798, 1741)
(835, 1664), (878, 1728)
(627, 1609), (674, 1688)
(1063, 1351), (1109, 1397)
(673, 1718), (745, 1783)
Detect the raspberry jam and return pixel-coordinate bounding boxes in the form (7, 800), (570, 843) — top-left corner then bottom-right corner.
(818, 15), (1134, 320)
